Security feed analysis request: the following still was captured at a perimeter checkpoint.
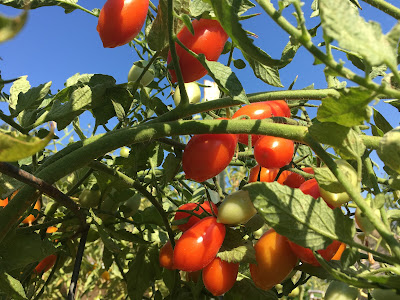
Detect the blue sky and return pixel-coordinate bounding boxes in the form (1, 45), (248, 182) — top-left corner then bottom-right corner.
(0, 0), (399, 176)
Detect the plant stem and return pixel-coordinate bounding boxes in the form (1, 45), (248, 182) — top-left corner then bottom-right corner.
(360, 0), (400, 20)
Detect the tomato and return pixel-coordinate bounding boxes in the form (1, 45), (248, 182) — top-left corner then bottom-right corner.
(302, 167), (314, 175)
(182, 133), (238, 182)
(127, 60), (155, 86)
(34, 254), (57, 274)
(299, 178), (321, 200)
(173, 217), (226, 272)
(202, 257), (239, 296)
(97, 0), (149, 48)
(248, 165), (290, 184)
(283, 171), (306, 188)
(46, 226), (58, 234)
(101, 270), (110, 281)
(331, 242), (346, 261)
(355, 206), (380, 235)
(120, 146), (130, 158)
(120, 194), (141, 218)
(288, 239), (342, 266)
(173, 82), (201, 106)
(167, 19), (229, 83)
(22, 200), (41, 224)
(174, 201), (218, 232)
(254, 136), (294, 169)
(265, 100), (291, 118)
(0, 197), (8, 207)
(79, 188), (101, 208)
(324, 281), (359, 300)
(159, 240), (175, 270)
(318, 160), (358, 208)
(250, 229), (297, 290)
(217, 190), (257, 225)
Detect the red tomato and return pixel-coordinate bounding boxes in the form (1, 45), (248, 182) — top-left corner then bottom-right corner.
(202, 257), (239, 296)
(288, 239), (342, 266)
(248, 165), (290, 184)
(173, 217), (226, 272)
(253, 136), (294, 169)
(283, 171), (306, 188)
(167, 19), (229, 83)
(265, 100), (291, 118)
(302, 167), (315, 175)
(34, 254), (57, 274)
(299, 178), (321, 199)
(174, 202), (218, 232)
(182, 133), (238, 182)
(159, 240), (175, 270)
(97, 0), (149, 48)
(250, 229), (298, 290)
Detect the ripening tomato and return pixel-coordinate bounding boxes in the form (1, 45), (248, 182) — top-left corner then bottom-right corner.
(46, 226), (58, 234)
(174, 201), (218, 232)
(101, 270), (111, 281)
(182, 133), (238, 182)
(0, 197), (8, 207)
(248, 165), (291, 184)
(331, 242), (346, 261)
(202, 257), (239, 296)
(97, 0), (149, 48)
(173, 217), (226, 272)
(217, 190), (257, 225)
(250, 229), (298, 290)
(167, 19), (229, 83)
(254, 136), (294, 169)
(159, 240), (175, 270)
(283, 171), (306, 188)
(302, 167), (315, 175)
(34, 254), (57, 274)
(299, 178), (321, 200)
(22, 200), (41, 224)
(288, 239), (342, 266)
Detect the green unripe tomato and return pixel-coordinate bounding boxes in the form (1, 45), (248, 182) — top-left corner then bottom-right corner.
(371, 288), (400, 300)
(120, 194), (141, 217)
(120, 147), (130, 158)
(217, 190), (257, 225)
(319, 160), (358, 208)
(128, 60), (155, 87)
(377, 126), (400, 174)
(79, 187), (101, 208)
(173, 82), (201, 106)
(355, 204), (380, 235)
(325, 281), (358, 300)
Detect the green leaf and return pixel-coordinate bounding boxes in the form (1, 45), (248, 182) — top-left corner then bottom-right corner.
(91, 212), (121, 254)
(0, 231), (56, 271)
(217, 228), (256, 264)
(0, 127), (54, 162)
(0, 270), (27, 300)
(162, 153), (181, 185)
(109, 229), (150, 245)
(208, 0), (285, 68)
(373, 108), (393, 134)
(224, 278), (278, 300)
(0, 10), (27, 43)
(0, 0), (78, 13)
(243, 182), (355, 250)
(309, 122), (366, 159)
(12, 81), (52, 117)
(314, 167), (345, 193)
(317, 88), (373, 127)
(190, 0), (213, 17)
(319, 0), (398, 69)
(9, 76), (30, 110)
(197, 58), (248, 104)
(132, 206), (165, 227)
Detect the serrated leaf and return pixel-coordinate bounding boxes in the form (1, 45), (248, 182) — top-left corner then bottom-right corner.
(0, 126), (53, 162)
(243, 182), (355, 250)
(314, 167), (345, 193)
(319, 0), (398, 69)
(12, 81), (52, 117)
(9, 76), (30, 110)
(111, 99), (126, 121)
(309, 122), (366, 159)
(208, 0), (285, 68)
(373, 107), (393, 134)
(0, 10), (27, 43)
(0, 231), (56, 271)
(317, 88), (373, 126)
(0, 271), (27, 300)
(197, 58), (248, 103)
(190, 0), (213, 17)
(0, 0), (78, 13)
(217, 228), (256, 264)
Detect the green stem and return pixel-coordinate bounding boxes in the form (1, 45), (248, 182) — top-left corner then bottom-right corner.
(58, 1), (98, 17)
(304, 134), (400, 262)
(360, 0), (400, 20)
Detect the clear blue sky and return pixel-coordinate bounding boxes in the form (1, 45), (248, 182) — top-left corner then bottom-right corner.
(0, 0), (399, 176)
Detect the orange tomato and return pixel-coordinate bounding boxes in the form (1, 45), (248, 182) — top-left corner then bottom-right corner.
(46, 226), (58, 233)
(248, 165), (290, 184)
(288, 239), (342, 266)
(22, 200), (41, 224)
(159, 240), (175, 270)
(34, 254), (57, 274)
(202, 257), (239, 296)
(250, 229), (298, 290)
(331, 242), (346, 261)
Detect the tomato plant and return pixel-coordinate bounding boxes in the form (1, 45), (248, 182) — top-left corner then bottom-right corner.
(288, 239), (342, 266)
(174, 201), (218, 232)
(324, 281), (359, 300)
(34, 254), (57, 274)
(254, 136), (294, 169)
(167, 19), (229, 83)
(120, 146), (130, 158)
(79, 187), (101, 208)
(202, 257), (239, 296)
(182, 133), (238, 182)
(248, 165), (290, 184)
(282, 171), (306, 188)
(21, 200), (41, 225)
(299, 178), (321, 200)
(173, 82), (201, 106)
(216, 190), (257, 225)
(173, 217), (225, 272)
(159, 240), (175, 270)
(97, 0), (149, 48)
(249, 229), (298, 290)
(332, 242), (346, 261)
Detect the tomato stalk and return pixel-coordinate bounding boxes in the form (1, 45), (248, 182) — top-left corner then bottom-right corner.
(361, 0), (400, 19)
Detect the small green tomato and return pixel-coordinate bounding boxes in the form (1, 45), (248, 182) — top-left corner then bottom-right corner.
(173, 82), (201, 106)
(79, 186), (101, 208)
(128, 60), (155, 87)
(120, 147), (130, 158)
(325, 281), (358, 300)
(217, 190), (257, 225)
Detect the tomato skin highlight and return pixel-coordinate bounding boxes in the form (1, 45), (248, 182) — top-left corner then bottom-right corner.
(174, 201), (218, 232)
(249, 229), (298, 290)
(159, 240), (175, 270)
(202, 257), (239, 296)
(173, 217), (226, 272)
(288, 239), (342, 266)
(97, 0), (149, 48)
(167, 19), (229, 83)
(254, 136), (294, 169)
(34, 254), (57, 274)
(182, 133), (238, 182)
